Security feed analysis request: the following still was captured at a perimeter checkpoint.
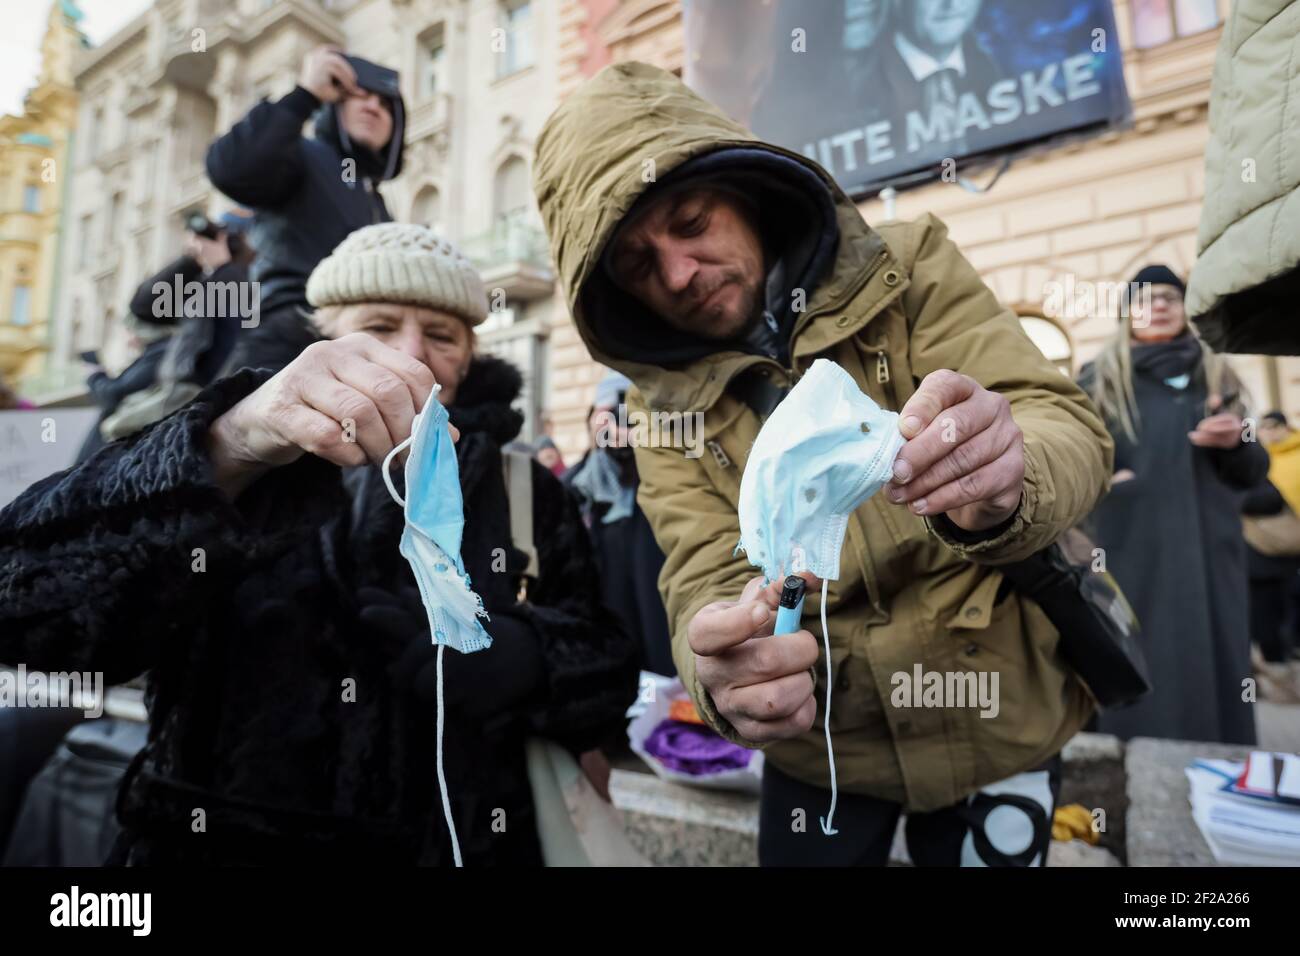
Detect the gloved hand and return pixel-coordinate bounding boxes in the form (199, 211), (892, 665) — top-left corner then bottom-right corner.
(356, 585), (546, 721)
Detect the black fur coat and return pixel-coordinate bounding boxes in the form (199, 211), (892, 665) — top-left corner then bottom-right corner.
(0, 355), (638, 865)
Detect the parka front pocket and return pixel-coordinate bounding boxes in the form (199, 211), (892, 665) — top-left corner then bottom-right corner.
(816, 640), (884, 734)
(948, 578), (1030, 674)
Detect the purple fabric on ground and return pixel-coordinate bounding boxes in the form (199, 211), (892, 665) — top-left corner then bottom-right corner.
(642, 718), (753, 775)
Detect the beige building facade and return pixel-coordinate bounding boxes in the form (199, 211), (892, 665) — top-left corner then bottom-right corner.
(0, 1), (85, 392)
(43, 0), (1295, 454)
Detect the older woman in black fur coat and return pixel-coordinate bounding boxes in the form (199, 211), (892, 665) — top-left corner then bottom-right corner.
(0, 224), (639, 865)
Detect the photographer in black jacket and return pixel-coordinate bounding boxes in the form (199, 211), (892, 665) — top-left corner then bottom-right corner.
(206, 45), (406, 374)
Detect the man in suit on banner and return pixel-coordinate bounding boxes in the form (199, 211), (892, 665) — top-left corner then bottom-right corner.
(866, 0), (1003, 157)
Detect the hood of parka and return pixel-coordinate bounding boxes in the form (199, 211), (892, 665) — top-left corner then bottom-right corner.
(533, 61), (892, 412)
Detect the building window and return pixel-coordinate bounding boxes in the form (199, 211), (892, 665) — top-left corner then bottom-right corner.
(23, 184), (40, 213)
(1131, 0), (1220, 49)
(106, 193), (123, 253)
(493, 155), (531, 225)
(78, 213), (94, 269)
(479, 302), (517, 334)
(410, 185), (443, 233)
(86, 106), (103, 160)
(11, 285), (32, 326)
(138, 141), (158, 199)
(497, 0), (534, 78)
(420, 24), (448, 98)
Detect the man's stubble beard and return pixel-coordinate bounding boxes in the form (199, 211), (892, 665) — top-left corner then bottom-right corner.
(689, 275), (765, 341)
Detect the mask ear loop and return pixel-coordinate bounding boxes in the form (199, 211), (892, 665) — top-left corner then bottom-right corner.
(381, 435), (413, 507)
(381, 436), (413, 507)
(381, 386), (441, 508)
(436, 643), (463, 867)
(818, 577), (840, 836)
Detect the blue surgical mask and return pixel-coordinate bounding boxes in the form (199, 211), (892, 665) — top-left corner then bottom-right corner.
(381, 386), (492, 868)
(736, 358), (905, 837)
(382, 386), (493, 655)
(737, 358), (904, 583)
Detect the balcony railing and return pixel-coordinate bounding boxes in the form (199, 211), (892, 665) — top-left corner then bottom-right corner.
(461, 219), (555, 302)
(0, 212), (42, 247)
(407, 92), (451, 144)
(0, 323), (41, 366)
(463, 219), (549, 268)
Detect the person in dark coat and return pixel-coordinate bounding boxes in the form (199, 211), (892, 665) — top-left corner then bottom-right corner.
(75, 314), (176, 463)
(136, 209), (257, 388)
(533, 436), (566, 477)
(0, 223), (638, 866)
(128, 210), (257, 388)
(1243, 473), (1296, 652)
(76, 213), (257, 464)
(1079, 264), (1268, 744)
(565, 372), (675, 677)
(206, 47), (405, 375)
(1241, 411), (1300, 701)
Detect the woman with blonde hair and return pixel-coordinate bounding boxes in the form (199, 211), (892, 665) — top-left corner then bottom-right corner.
(1079, 264), (1267, 744)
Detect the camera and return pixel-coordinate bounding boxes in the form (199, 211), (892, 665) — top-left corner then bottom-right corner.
(183, 209), (222, 240)
(339, 55), (401, 100)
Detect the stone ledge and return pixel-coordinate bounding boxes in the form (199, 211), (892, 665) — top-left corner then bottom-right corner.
(610, 770), (758, 866)
(1124, 737), (1249, 867)
(1060, 731), (1128, 862)
(610, 730), (1130, 867)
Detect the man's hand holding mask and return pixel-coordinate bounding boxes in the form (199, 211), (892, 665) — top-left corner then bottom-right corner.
(885, 369), (1025, 533)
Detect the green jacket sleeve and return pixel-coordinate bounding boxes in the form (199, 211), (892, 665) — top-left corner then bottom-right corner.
(890, 214), (1114, 564)
(627, 390), (770, 750)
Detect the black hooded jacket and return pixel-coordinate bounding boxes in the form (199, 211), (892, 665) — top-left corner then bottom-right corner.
(0, 355), (639, 866)
(206, 86), (404, 370)
(76, 338), (173, 464)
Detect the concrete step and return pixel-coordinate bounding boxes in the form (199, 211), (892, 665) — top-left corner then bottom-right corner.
(610, 729), (1129, 866)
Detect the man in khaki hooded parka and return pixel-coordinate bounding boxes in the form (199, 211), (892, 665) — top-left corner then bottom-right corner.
(534, 62), (1113, 866)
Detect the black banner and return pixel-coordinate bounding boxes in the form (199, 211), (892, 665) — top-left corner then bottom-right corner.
(685, 0), (1134, 195)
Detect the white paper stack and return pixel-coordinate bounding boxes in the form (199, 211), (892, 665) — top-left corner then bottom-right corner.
(1185, 752), (1300, 866)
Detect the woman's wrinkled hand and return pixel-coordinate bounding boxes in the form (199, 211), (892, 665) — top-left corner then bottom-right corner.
(208, 332), (437, 497)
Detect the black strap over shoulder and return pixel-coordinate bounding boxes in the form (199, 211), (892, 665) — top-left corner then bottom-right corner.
(1001, 529), (1150, 709)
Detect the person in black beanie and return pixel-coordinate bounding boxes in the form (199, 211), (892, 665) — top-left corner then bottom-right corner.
(1079, 264), (1268, 744)
(206, 46), (406, 376)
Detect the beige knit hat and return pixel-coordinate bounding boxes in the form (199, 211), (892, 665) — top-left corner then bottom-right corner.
(306, 223), (489, 326)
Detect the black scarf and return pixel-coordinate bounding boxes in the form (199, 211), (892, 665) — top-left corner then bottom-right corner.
(1130, 333), (1203, 384)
